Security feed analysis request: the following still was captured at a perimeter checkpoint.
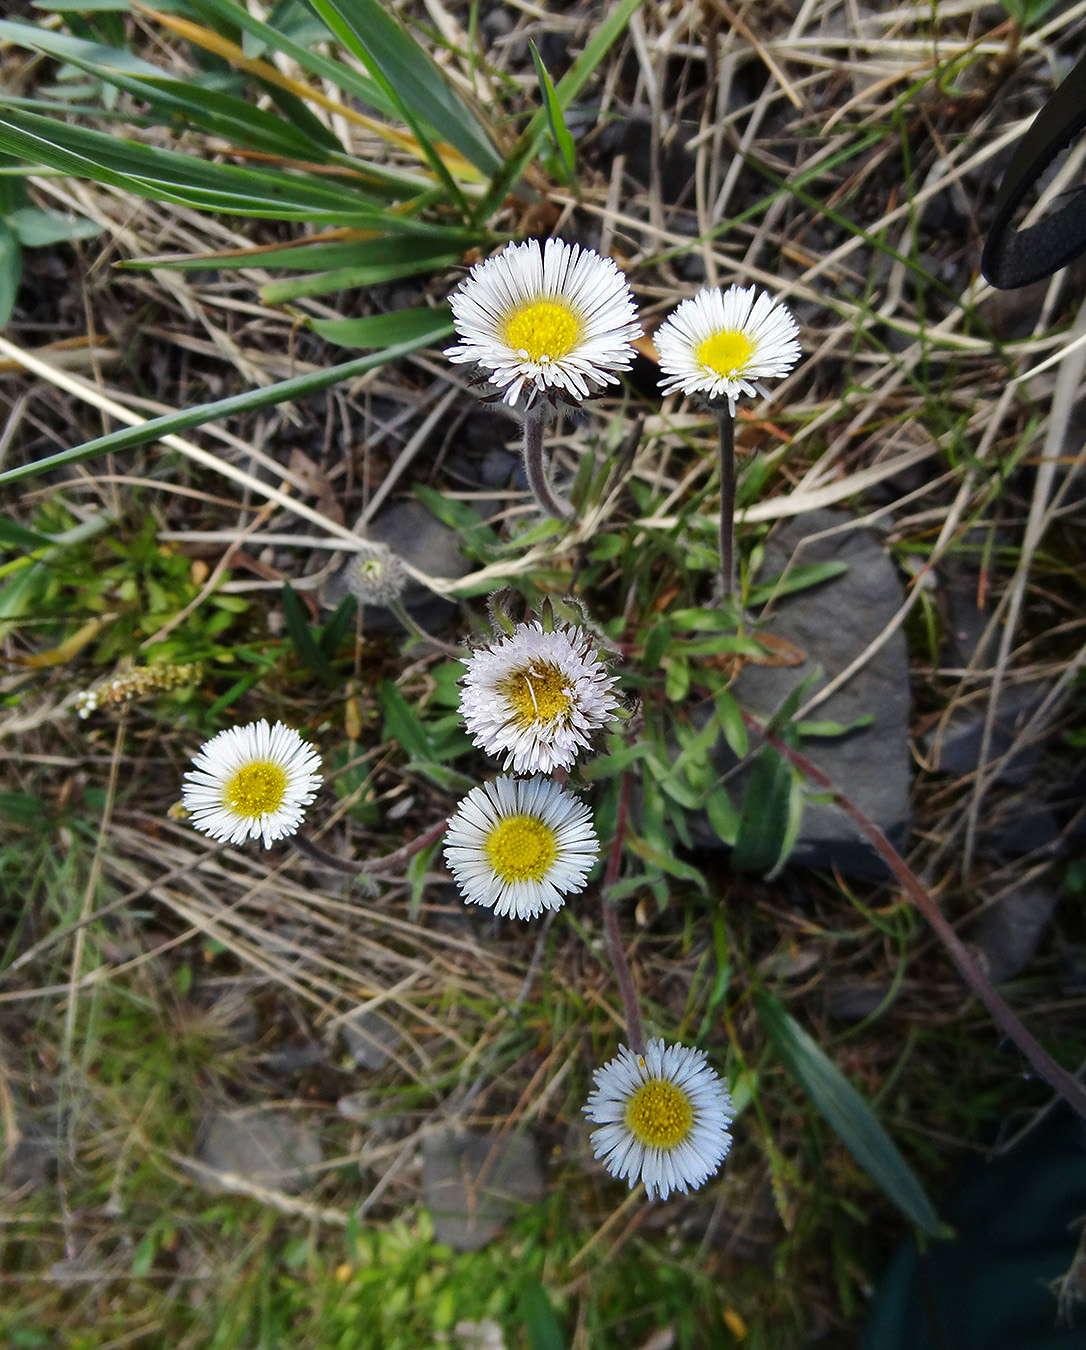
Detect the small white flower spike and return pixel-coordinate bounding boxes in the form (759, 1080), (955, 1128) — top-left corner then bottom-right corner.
(443, 774), (598, 919)
(181, 719), (322, 848)
(584, 1039), (735, 1201)
(459, 621), (620, 775)
(655, 284), (800, 414)
(445, 238), (642, 408)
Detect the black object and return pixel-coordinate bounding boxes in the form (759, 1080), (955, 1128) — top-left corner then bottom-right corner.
(982, 52), (1086, 288)
(860, 1105), (1086, 1349)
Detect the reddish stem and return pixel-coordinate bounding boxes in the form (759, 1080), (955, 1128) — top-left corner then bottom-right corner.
(743, 711), (1086, 1121)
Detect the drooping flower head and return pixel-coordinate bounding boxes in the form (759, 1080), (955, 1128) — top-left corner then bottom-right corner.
(181, 719), (322, 848)
(343, 540), (408, 609)
(460, 620), (620, 775)
(445, 238), (642, 409)
(443, 774), (598, 920)
(584, 1039), (735, 1201)
(655, 284), (800, 415)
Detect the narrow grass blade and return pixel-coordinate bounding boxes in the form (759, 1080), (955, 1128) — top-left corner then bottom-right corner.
(529, 41), (576, 184)
(754, 989), (946, 1237)
(479, 0), (643, 217)
(0, 331), (441, 488)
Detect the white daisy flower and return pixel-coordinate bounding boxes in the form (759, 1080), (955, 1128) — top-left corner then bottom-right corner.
(181, 719), (322, 848)
(443, 774), (598, 920)
(654, 284), (801, 414)
(445, 238), (642, 408)
(460, 620), (620, 775)
(584, 1039), (735, 1201)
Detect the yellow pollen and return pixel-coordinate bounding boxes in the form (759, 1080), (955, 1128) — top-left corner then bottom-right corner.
(484, 814), (558, 883)
(502, 299), (581, 363)
(625, 1079), (693, 1149)
(696, 329), (755, 378)
(223, 760), (288, 818)
(498, 661), (574, 729)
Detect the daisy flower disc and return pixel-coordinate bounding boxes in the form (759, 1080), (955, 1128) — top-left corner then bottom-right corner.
(445, 238), (642, 408)
(460, 621), (620, 775)
(443, 774), (598, 919)
(655, 284), (800, 414)
(584, 1039), (735, 1201)
(181, 719), (322, 848)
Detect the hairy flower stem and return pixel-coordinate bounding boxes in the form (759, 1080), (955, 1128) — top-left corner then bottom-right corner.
(291, 817), (448, 878)
(718, 407), (737, 600)
(522, 403), (574, 520)
(386, 596), (463, 658)
(744, 711), (1086, 1122)
(601, 772), (645, 1054)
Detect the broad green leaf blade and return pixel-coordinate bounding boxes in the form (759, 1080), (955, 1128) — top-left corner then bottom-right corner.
(260, 243), (464, 302)
(165, 0), (400, 123)
(754, 989), (946, 1237)
(9, 207), (101, 247)
(731, 745), (793, 874)
(529, 41), (576, 183)
(0, 219), (20, 327)
(307, 0), (498, 176)
(0, 330), (443, 488)
(0, 111), (385, 223)
(0, 516), (56, 551)
(308, 307), (453, 350)
(281, 582), (334, 685)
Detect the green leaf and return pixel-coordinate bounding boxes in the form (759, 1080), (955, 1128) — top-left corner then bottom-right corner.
(8, 206), (101, 246)
(281, 581), (335, 685)
(306, 0), (495, 212)
(0, 330), (443, 489)
(519, 1276), (565, 1350)
(308, 307), (453, 351)
(0, 516), (56, 551)
(479, 0), (643, 217)
(378, 680), (436, 764)
(747, 560), (848, 606)
(753, 989), (946, 1237)
(731, 745), (793, 874)
(317, 594), (356, 659)
(260, 241), (463, 301)
(529, 41), (576, 184)
(0, 218), (20, 326)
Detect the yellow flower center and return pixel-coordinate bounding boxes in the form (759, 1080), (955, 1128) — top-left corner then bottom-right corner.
(625, 1078), (694, 1149)
(503, 299), (581, 363)
(498, 661), (574, 729)
(696, 329), (755, 378)
(223, 760), (288, 818)
(484, 814), (558, 883)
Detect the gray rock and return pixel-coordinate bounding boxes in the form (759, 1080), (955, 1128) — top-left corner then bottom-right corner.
(196, 1107), (322, 1194)
(423, 1126), (545, 1251)
(976, 880), (1060, 982)
(923, 687), (1045, 786)
(2, 1119), (56, 1194)
(323, 498), (472, 633)
(729, 509), (910, 876)
(341, 1010), (402, 1071)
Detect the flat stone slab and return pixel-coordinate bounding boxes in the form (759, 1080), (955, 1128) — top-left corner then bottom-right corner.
(423, 1126), (545, 1252)
(723, 508), (911, 876)
(196, 1107), (322, 1195)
